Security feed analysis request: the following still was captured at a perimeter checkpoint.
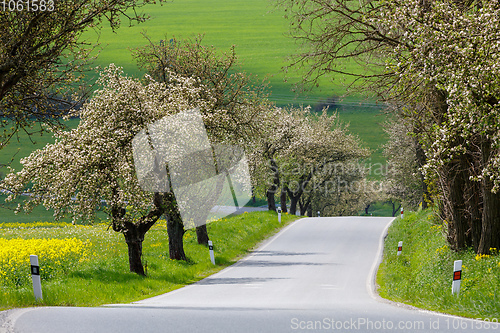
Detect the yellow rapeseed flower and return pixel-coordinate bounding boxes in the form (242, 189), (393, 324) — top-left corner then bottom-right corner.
(475, 253), (491, 261)
(0, 238), (92, 287)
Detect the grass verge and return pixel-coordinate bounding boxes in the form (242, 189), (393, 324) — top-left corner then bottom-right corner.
(0, 211), (296, 310)
(377, 209), (500, 320)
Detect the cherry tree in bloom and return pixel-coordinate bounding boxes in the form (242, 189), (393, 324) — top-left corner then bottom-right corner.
(249, 106), (368, 216)
(2, 64), (236, 275)
(375, 0), (500, 253)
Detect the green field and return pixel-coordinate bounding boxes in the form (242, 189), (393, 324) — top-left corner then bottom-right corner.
(85, 0), (388, 165)
(332, 103), (389, 171)
(0, 119), (80, 177)
(83, 0), (366, 105)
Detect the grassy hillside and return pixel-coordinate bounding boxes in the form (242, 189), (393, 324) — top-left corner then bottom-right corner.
(83, 0), (387, 164)
(83, 0), (364, 105)
(0, 119), (80, 176)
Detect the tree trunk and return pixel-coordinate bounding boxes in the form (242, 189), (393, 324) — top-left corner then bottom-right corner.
(478, 141), (500, 254)
(267, 190), (276, 212)
(289, 196), (298, 215)
(442, 161), (469, 251)
(460, 152), (482, 251)
(167, 216), (186, 260)
(391, 201), (401, 217)
(299, 197), (310, 216)
(287, 178), (309, 216)
(415, 140), (431, 209)
(280, 184), (288, 213)
(478, 180), (500, 254)
(365, 204), (371, 215)
(286, 172), (313, 216)
(266, 158), (280, 212)
(468, 179), (483, 252)
(196, 224), (209, 245)
(123, 231), (146, 276)
(164, 192), (187, 260)
(111, 192), (165, 275)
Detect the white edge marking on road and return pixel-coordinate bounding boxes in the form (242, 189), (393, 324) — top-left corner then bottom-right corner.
(366, 217), (394, 300)
(118, 217), (306, 306)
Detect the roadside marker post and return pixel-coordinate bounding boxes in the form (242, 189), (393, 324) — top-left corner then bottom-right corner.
(277, 207), (282, 223)
(317, 211), (320, 217)
(30, 255), (43, 301)
(452, 260), (462, 295)
(397, 241), (403, 256)
(208, 240), (215, 265)
(401, 206), (404, 219)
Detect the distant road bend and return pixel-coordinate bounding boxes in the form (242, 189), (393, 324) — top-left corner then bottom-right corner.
(1, 216), (491, 332)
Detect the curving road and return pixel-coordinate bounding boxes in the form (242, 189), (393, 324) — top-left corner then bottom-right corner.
(1, 217), (493, 332)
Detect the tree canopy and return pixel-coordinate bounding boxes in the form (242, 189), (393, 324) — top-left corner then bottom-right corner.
(0, 0), (160, 150)
(249, 106), (369, 216)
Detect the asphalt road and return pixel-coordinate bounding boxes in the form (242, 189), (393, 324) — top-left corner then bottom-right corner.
(1, 217), (495, 333)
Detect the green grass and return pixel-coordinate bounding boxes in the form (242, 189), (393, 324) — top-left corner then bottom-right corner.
(0, 211), (297, 310)
(359, 201), (395, 217)
(332, 104), (389, 175)
(1, 0), (389, 177)
(244, 197), (267, 208)
(0, 195), (109, 223)
(377, 209), (500, 319)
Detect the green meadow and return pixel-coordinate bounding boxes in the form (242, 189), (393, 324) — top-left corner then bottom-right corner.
(378, 209), (500, 319)
(0, 119), (80, 177)
(84, 0), (366, 104)
(0, 211), (297, 309)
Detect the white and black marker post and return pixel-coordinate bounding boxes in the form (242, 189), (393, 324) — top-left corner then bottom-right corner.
(452, 259), (462, 295)
(401, 206), (404, 219)
(208, 240), (215, 265)
(397, 241), (403, 256)
(277, 207), (282, 223)
(30, 255), (43, 301)
(317, 211), (320, 217)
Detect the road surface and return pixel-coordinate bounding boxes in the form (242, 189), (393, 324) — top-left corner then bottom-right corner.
(1, 217), (493, 332)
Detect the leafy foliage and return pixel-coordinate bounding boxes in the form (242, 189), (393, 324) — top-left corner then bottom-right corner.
(0, 0), (160, 150)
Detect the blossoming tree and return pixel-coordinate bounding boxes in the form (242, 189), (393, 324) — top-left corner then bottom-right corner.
(250, 106), (369, 216)
(131, 34), (271, 245)
(3, 64), (242, 275)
